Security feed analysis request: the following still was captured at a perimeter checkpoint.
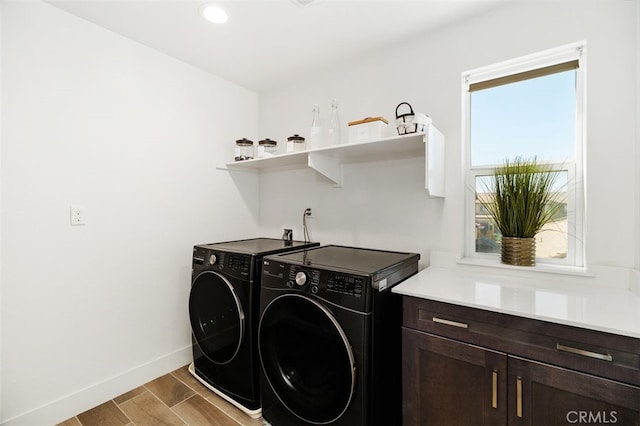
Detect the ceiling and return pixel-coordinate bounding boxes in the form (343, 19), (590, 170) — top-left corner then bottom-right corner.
(47, 0), (511, 92)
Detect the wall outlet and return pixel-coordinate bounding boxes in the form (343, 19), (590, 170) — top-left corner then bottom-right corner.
(70, 205), (86, 226)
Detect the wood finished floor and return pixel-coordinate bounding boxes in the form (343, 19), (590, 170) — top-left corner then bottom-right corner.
(57, 365), (263, 426)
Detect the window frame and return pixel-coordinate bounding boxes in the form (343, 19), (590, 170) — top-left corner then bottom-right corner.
(461, 42), (586, 268)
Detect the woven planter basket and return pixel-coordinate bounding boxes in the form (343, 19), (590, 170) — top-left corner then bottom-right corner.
(501, 237), (536, 266)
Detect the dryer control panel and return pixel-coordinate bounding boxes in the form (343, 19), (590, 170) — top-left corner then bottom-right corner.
(327, 273), (364, 298)
(288, 266), (320, 289)
(192, 246), (251, 280)
(262, 259), (370, 313)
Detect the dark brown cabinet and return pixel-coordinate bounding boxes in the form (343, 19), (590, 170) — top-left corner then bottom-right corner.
(402, 297), (640, 426)
(509, 356), (640, 426)
(402, 328), (507, 425)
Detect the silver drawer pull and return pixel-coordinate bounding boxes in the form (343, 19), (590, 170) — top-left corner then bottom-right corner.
(432, 316), (468, 329)
(556, 343), (613, 362)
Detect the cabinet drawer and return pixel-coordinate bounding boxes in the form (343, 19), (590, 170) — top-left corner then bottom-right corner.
(403, 297), (640, 386)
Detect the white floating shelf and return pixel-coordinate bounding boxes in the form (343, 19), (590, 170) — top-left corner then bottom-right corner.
(219, 127), (445, 197)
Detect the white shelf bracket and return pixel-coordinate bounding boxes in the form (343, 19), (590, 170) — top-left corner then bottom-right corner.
(308, 152), (342, 187)
(426, 126), (445, 198)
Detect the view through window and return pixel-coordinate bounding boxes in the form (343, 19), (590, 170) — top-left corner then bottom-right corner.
(464, 45), (585, 265)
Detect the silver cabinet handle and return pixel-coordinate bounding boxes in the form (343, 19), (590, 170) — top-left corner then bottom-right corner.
(432, 316), (469, 329)
(556, 343), (613, 362)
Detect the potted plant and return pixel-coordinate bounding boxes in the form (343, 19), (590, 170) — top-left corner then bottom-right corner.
(478, 157), (565, 266)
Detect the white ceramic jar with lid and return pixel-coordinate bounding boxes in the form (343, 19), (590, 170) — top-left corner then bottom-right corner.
(257, 138), (278, 158)
(286, 134), (306, 152)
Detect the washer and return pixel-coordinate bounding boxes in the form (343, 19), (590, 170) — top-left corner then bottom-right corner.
(258, 245), (419, 425)
(189, 238), (319, 418)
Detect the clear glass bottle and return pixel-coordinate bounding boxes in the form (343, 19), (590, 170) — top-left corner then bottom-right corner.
(327, 99), (341, 145)
(308, 104), (323, 149)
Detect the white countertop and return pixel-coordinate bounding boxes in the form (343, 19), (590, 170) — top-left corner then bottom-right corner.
(392, 266), (640, 339)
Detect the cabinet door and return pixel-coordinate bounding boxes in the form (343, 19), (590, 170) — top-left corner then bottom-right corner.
(402, 327), (507, 426)
(508, 356), (640, 426)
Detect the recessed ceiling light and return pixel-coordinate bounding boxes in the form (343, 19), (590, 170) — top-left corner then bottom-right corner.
(199, 4), (228, 24)
(291, 0), (320, 6)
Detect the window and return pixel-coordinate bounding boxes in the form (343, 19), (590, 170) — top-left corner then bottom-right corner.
(462, 42), (586, 267)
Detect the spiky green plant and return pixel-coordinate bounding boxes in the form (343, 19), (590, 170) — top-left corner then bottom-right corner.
(479, 157), (565, 238)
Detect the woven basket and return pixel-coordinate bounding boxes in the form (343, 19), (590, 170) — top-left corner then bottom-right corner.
(501, 237), (536, 266)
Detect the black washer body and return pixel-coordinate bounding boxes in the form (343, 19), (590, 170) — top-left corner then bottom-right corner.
(258, 245), (419, 425)
(189, 238), (319, 413)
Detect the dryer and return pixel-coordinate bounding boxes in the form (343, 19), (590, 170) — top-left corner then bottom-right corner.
(258, 245), (419, 425)
(189, 238), (319, 418)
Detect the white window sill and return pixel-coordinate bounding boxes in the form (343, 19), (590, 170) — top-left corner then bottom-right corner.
(430, 252), (633, 292)
(456, 256), (594, 278)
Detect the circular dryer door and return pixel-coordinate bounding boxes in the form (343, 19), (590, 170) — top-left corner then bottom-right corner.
(259, 294), (356, 424)
(189, 271), (244, 365)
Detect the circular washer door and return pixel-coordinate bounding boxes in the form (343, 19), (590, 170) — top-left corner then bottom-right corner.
(259, 294), (356, 424)
(189, 271), (244, 365)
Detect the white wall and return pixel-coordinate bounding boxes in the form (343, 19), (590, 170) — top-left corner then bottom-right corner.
(258, 1), (639, 270)
(1, 1), (637, 424)
(1, 2), (259, 424)
(636, 0), (640, 271)
(0, 0), (4, 418)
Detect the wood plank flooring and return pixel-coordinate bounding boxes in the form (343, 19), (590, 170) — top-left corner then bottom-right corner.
(57, 365), (263, 426)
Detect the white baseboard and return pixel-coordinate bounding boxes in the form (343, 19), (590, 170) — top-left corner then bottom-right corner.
(1, 345), (192, 426)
